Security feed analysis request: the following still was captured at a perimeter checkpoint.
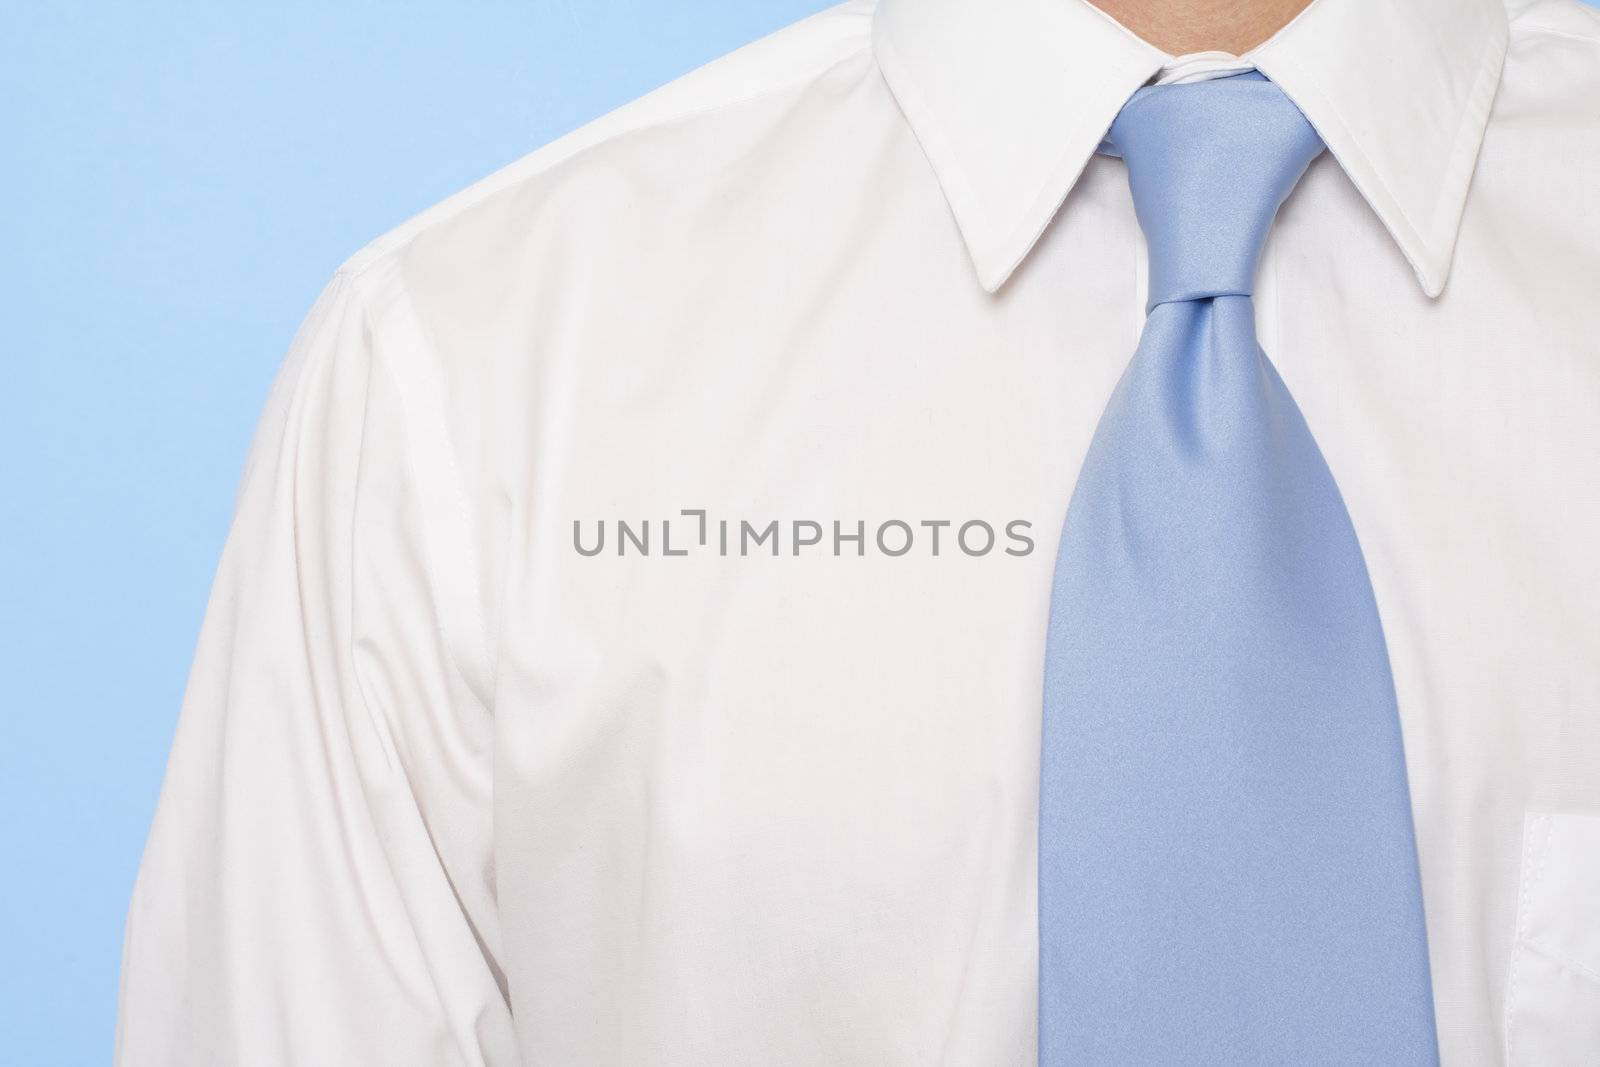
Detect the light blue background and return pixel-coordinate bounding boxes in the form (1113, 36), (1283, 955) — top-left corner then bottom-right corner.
(1, 3), (825, 1061)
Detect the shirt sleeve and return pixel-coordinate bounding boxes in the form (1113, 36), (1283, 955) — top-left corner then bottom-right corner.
(115, 268), (519, 1066)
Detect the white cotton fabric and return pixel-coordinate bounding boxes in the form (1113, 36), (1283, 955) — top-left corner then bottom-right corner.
(117, 0), (1600, 1063)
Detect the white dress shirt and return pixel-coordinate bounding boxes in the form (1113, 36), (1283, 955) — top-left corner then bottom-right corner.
(117, 0), (1600, 1063)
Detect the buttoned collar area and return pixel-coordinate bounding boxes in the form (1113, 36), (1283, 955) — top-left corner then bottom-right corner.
(871, 0), (1510, 296)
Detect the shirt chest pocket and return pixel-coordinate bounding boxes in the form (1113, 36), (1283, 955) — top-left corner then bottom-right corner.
(1505, 812), (1600, 1065)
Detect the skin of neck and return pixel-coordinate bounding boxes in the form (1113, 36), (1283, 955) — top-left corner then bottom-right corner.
(1088, 0), (1314, 55)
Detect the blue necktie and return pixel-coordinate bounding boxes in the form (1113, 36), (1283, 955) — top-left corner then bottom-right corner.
(1037, 71), (1439, 1063)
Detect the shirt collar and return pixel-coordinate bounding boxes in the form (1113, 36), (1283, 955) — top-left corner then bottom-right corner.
(872, 0), (1509, 296)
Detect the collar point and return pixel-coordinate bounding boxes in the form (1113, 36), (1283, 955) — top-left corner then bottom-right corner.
(1410, 250), (1452, 300)
(975, 264), (1012, 295)
(963, 232), (1026, 294)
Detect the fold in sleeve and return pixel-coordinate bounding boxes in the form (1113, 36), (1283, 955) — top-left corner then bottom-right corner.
(115, 268), (520, 1066)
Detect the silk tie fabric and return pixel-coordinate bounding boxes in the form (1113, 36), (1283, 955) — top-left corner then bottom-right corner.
(1037, 71), (1439, 1063)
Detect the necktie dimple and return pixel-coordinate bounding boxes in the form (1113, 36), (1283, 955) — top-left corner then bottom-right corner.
(1037, 71), (1440, 1063)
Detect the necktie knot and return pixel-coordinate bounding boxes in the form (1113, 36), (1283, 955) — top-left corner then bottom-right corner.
(1103, 70), (1324, 310)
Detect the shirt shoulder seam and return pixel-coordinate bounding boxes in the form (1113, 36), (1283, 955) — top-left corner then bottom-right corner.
(333, 3), (874, 284)
(1507, 0), (1600, 46)
(1512, 22), (1600, 44)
